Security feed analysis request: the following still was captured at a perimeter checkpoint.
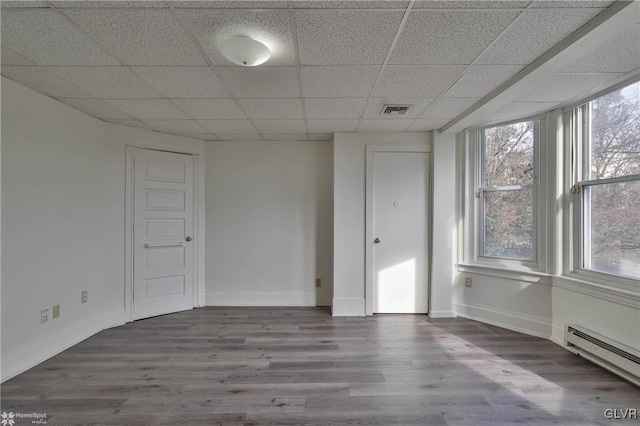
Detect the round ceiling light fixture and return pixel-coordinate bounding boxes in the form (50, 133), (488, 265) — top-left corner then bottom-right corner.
(217, 36), (271, 67)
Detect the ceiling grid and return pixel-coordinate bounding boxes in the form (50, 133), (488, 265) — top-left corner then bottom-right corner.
(1, 0), (637, 140)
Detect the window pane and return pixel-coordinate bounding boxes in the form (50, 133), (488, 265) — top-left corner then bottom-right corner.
(585, 180), (640, 279)
(483, 121), (534, 187)
(483, 189), (534, 260)
(589, 81), (640, 180)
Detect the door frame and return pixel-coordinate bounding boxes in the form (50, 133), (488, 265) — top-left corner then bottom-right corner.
(125, 142), (203, 322)
(365, 144), (432, 316)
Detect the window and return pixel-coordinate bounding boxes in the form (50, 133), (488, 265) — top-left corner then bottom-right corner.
(478, 120), (539, 261)
(572, 80), (640, 280)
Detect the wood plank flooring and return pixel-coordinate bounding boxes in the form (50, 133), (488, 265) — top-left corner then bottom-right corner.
(2, 307), (638, 425)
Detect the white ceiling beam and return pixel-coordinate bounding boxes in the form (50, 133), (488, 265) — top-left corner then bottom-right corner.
(440, 0), (640, 134)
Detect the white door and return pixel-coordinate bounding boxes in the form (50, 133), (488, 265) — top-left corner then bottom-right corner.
(133, 148), (194, 320)
(372, 151), (429, 314)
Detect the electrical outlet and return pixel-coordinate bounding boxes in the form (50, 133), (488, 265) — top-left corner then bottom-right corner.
(465, 278), (472, 288)
(315, 278), (321, 288)
(53, 304), (60, 319)
(41, 309), (49, 323)
(81, 290), (88, 303)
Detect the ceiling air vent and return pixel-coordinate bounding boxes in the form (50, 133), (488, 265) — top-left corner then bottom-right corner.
(381, 104), (412, 116)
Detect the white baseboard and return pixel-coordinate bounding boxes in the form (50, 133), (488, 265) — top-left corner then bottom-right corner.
(205, 290), (315, 307)
(1, 310), (126, 383)
(332, 297), (365, 316)
(454, 302), (552, 339)
(428, 310), (457, 318)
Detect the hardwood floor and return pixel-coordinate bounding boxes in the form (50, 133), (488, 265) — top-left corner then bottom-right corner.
(2, 307), (638, 425)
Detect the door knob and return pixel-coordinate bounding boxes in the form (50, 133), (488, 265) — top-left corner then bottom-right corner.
(185, 236), (193, 242)
(374, 237), (381, 244)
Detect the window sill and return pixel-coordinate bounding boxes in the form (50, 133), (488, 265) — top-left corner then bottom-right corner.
(457, 263), (551, 285)
(553, 274), (640, 309)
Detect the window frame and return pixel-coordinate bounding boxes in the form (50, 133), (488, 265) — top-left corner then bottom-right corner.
(460, 116), (546, 272)
(477, 120), (540, 263)
(568, 80), (640, 286)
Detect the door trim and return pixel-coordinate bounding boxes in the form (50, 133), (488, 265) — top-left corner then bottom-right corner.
(125, 144), (202, 322)
(365, 144), (432, 316)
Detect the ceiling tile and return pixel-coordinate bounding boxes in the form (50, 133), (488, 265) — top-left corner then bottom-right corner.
(306, 119), (359, 133)
(63, 9), (206, 65)
(363, 97), (434, 119)
(442, 65), (523, 98)
(475, 8), (605, 65)
(198, 119), (258, 134)
(172, 99), (246, 120)
(517, 72), (623, 102)
(175, 9), (296, 66)
(132, 67), (229, 98)
(300, 66), (380, 97)
(1, 66), (93, 98)
(488, 101), (560, 121)
(390, 10), (520, 65)
(304, 98), (368, 119)
(253, 119), (307, 133)
(559, 25), (640, 74)
(58, 98), (133, 120)
(413, 1), (529, 8)
(104, 99), (189, 120)
(530, 1), (614, 8)
(308, 133), (334, 140)
(263, 134), (309, 141)
(184, 133), (218, 141)
(237, 98), (304, 120)
(407, 118), (451, 131)
(51, 1), (168, 7)
(214, 133), (263, 141)
(141, 120), (210, 134)
(1, 2), (50, 7)
(214, 67), (300, 98)
(295, 10), (404, 65)
(172, 1), (289, 8)
(47, 66), (162, 98)
(107, 119), (150, 129)
(357, 119), (413, 132)
(420, 97), (479, 119)
(373, 66), (465, 97)
(292, 1), (410, 8)
(1, 10), (119, 65)
(0, 48), (36, 65)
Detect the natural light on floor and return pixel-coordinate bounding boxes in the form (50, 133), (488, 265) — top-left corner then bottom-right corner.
(429, 330), (568, 416)
(377, 258), (416, 312)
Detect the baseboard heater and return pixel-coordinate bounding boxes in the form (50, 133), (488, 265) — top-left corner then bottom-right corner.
(565, 325), (640, 386)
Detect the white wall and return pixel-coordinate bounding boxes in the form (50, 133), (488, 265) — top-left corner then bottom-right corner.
(1, 77), (205, 381)
(333, 132), (432, 316)
(2, 77), (120, 380)
(454, 272), (553, 338)
(430, 132), (457, 318)
(205, 140), (333, 307)
(551, 283), (639, 349)
(453, 271), (640, 357)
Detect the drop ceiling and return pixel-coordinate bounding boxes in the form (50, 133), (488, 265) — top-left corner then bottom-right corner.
(1, 0), (638, 141)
